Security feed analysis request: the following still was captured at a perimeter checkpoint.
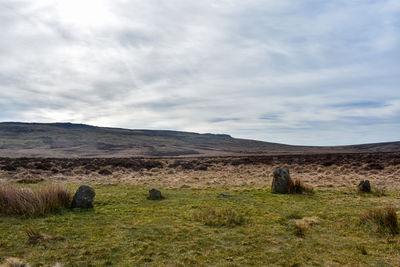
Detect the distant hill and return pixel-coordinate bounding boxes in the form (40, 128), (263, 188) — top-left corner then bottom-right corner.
(0, 122), (399, 158)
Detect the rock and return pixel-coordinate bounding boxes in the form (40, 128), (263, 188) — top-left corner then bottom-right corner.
(358, 180), (371, 193)
(217, 193), (230, 198)
(71, 185), (95, 209)
(271, 167), (292, 194)
(148, 188), (164, 200)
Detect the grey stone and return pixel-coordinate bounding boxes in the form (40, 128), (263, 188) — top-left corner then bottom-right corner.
(217, 193), (230, 198)
(148, 188), (163, 200)
(71, 185), (95, 209)
(358, 180), (371, 193)
(271, 167), (292, 194)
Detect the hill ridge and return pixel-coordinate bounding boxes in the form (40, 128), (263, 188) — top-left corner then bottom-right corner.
(0, 122), (399, 158)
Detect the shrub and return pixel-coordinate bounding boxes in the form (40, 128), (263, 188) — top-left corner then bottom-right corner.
(361, 206), (398, 235)
(288, 179), (313, 194)
(193, 207), (245, 227)
(0, 184), (72, 217)
(98, 169), (112, 176)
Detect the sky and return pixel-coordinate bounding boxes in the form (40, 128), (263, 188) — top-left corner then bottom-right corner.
(0, 0), (399, 146)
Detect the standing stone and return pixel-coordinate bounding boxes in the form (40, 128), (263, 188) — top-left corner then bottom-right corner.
(358, 180), (371, 193)
(71, 185), (95, 209)
(148, 188), (164, 200)
(271, 167), (292, 194)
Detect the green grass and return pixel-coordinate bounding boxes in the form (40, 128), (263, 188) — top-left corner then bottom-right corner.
(193, 207), (246, 227)
(1, 185), (400, 266)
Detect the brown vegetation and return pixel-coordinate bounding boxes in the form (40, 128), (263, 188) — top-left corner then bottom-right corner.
(25, 226), (64, 244)
(291, 216), (319, 237)
(0, 152), (399, 189)
(16, 177), (44, 184)
(0, 184), (71, 216)
(288, 179), (313, 194)
(0, 257), (31, 267)
(361, 206), (398, 235)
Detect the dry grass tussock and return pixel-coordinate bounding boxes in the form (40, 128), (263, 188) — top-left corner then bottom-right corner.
(25, 226), (65, 244)
(193, 207), (246, 227)
(0, 257), (64, 267)
(0, 257), (31, 267)
(1, 153), (399, 190)
(361, 206), (398, 235)
(292, 216), (319, 237)
(0, 184), (71, 217)
(288, 179), (314, 194)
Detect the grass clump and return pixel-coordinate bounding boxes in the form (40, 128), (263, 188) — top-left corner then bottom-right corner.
(0, 257), (31, 267)
(293, 220), (308, 237)
(361, 206), (398, 235)
(288, 179), (314, 194)
(193, 207), (245, 227)
(25, 226), (64, 244)
(291, 216), (319, 237)
(0, 184), (71, 217)
(372, 188), (387, 197)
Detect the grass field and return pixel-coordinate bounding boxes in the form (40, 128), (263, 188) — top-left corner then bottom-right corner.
(1, 184), (400, 266)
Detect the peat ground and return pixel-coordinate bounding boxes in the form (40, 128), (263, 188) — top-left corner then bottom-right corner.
(0, 152), (399, 190)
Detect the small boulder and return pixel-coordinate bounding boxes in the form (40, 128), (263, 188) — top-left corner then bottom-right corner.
(358, 180), (371, 193)
(71, 185), (95, 209)
(148, 188), (164, 200)
(271, 167), (292, 194)
(217, 193), (230, 198)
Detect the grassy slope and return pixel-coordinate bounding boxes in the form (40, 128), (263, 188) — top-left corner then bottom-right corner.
(1, 122), (399, 157)
(0, 122), (302, 157)
(1, 185), (400, 266)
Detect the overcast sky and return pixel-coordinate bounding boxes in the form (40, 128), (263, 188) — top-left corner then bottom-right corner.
(1, 0), (399, 145)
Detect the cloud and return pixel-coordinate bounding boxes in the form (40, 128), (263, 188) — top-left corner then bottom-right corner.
(0, 0), (399, 145)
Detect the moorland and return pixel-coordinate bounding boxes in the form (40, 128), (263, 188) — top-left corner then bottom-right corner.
(1, 122), (399, 157)
(1, 123), (400, 266)
(1, 152), (400, 266)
